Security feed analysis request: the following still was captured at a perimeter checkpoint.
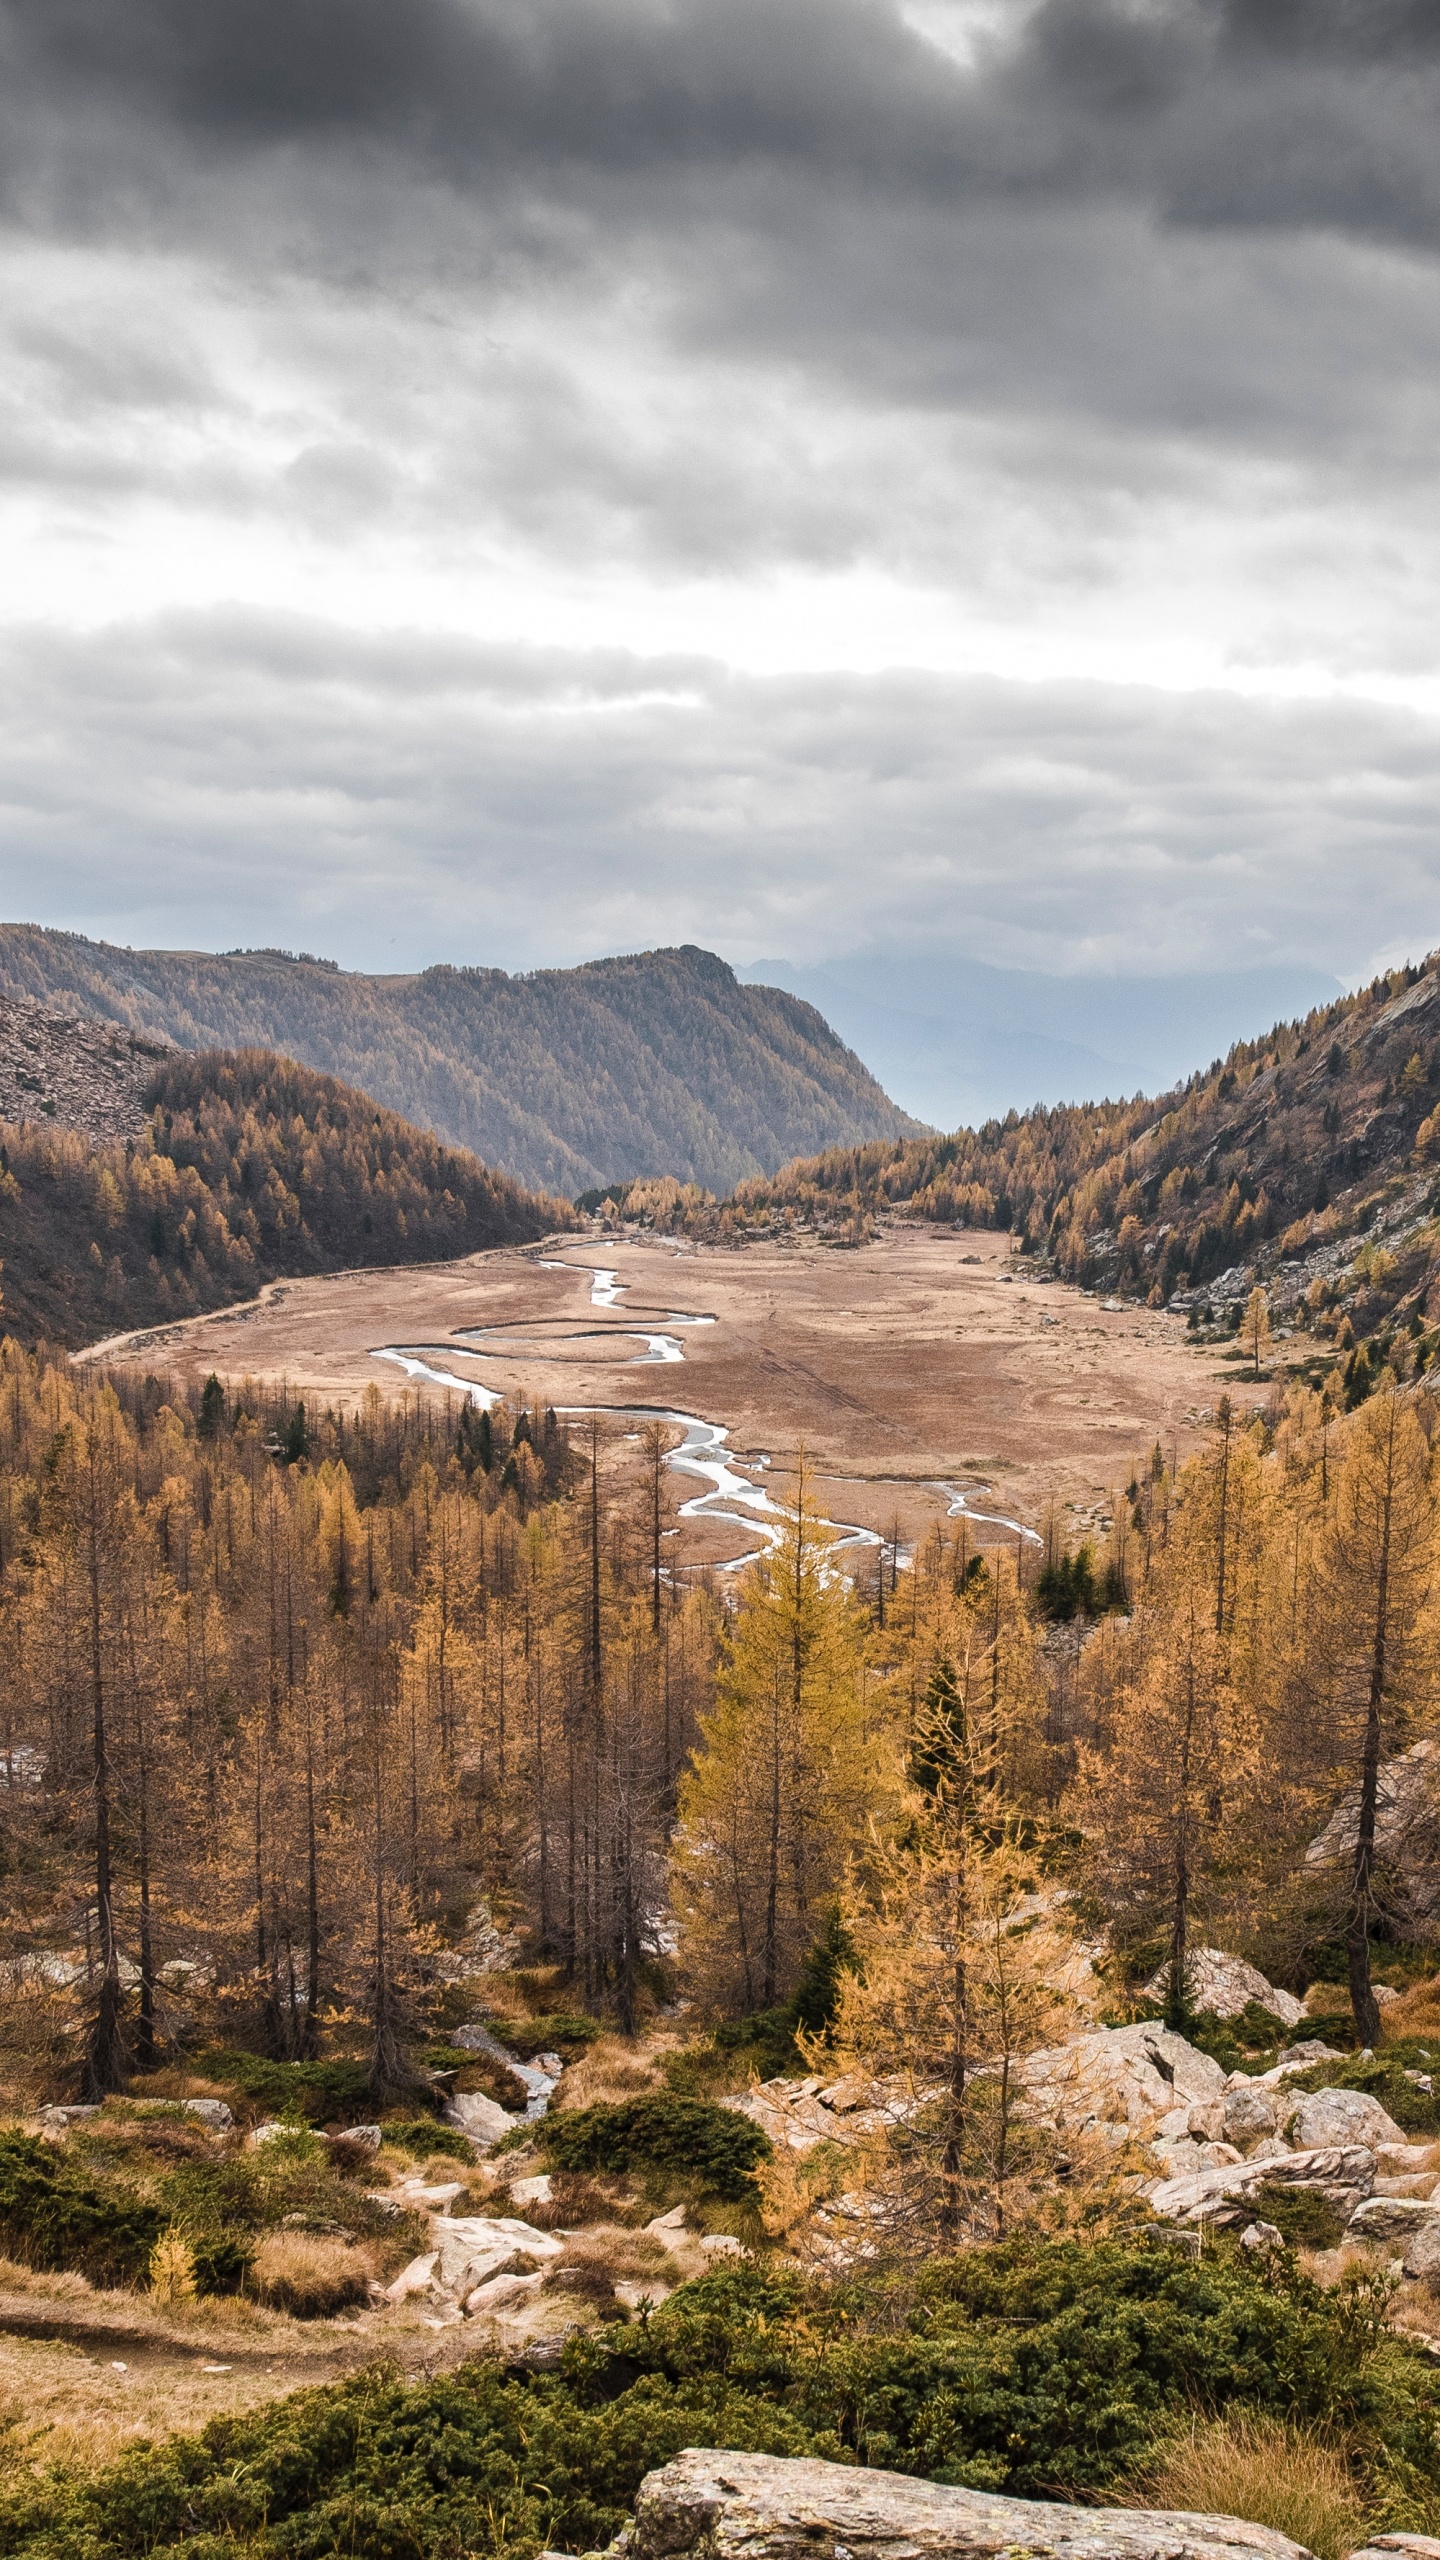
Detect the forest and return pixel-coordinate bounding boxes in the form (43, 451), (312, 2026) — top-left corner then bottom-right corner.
(608, 960), (1440, 1376)
(0, 1049), (572, 1345)
(0, 928), (921, 1198)
(6, 1339), (1440, 2558)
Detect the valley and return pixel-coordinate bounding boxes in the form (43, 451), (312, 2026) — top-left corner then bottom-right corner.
(84, 1223), (1237, 1563)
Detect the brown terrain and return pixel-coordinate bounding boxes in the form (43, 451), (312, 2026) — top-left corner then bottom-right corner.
(0, 993), (172, 1142)
(82, 1224), (1245, 1561)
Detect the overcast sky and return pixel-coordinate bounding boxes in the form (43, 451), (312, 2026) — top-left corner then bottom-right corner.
(2, 0), (1440, 988)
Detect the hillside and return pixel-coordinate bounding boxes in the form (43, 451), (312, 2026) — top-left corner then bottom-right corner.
(0, 1044), (572, 1346)
(635, 958), (1440, 1384)
(0, 930), (923, 1196)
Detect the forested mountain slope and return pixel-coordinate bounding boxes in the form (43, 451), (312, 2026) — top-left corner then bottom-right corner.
(0, 929), (922, 1196)
(663, 957), (1440, 1378)
(0, 1046), (572, 1346)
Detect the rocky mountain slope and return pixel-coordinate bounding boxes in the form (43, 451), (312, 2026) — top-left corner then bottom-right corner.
(0, 1041), (572, 1346)
(710, 955), (1440, 1385)
(0, 929), (923, 1197)
(0, 991), (176, 1142)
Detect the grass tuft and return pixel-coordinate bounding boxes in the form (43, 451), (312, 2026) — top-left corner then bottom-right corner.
(1134, 2411), (1372, 2560)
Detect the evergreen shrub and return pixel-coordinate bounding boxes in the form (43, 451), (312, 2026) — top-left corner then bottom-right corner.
(538, 2096), (771, 2198)
(7, 2245), (1440, 2560)
(0, 2131), (161, 2285)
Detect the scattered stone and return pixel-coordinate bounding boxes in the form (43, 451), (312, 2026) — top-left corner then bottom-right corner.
(385, 2251), (440, 2303)
(1403, 2221), (1440, 2278)
(698, 2233), (744, 2257)
(1372, 2173), (1437, 2200)
(36, 2104), (99, 2130)
(1222, 2086), (1279, 2150)
(332, 2123), (382, 2153)
(432, 2214), (563, 2301)
(1240, 2221), (1283, 2251)
(0, 993), (174, 1143)
(183, 2098), (233, 2130)
(1018, 2021), (1225, 2140)
(1351, 2539), (1440, 2560)
(509, 2174), (554, 2207)
(612, 2446), (1314, 2560)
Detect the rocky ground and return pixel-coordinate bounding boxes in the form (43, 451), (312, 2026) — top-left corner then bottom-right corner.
(0, 994), (172, 1144)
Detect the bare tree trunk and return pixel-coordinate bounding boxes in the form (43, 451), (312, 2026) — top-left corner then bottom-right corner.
(1349, 1411), (1396, 2048)
(81, 1440), (125, 2099)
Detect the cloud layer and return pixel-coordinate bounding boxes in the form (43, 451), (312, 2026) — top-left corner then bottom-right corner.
(1, 0), (1439, 984)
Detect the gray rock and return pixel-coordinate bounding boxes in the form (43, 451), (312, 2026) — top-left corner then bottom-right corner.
(1286, 2088), (1405, 2152)
(1403, 2219), (1440, 2278)
(1351, 2540), (1440, 2560)
(1143, 1949), (1304, 2030)
(330, 2123), (382, 2153)
(1223, 2087), (1278, 2150)
(1348, 2195), (1440, 2242)
(183, 2098), (233, 2130)
(445, 2089), (519, 2149)
(1150, 2144), (1374, 2226)
(613, 2448), (1313, 2560)
(1240, 2221), (1283, 2251)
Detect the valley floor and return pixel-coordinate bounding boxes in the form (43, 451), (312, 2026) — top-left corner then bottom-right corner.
(82, 1225), (1244, 1559)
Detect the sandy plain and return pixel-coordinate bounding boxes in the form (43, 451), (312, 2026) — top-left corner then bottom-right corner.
(81, 1226), (1242, 1565)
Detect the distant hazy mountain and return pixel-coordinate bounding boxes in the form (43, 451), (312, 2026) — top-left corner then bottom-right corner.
(0, 929), (922, 1197)
(741, 953), (1343, 1130)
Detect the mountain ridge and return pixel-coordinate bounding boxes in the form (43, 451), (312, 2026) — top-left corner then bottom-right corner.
(0, 928), (923, 1196)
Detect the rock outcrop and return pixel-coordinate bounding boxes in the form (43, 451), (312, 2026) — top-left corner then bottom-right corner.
(1307, 1738), (1440, 1921)
(1142, 1950), (1305, 2031)
(606, 2448), (1312, 2560)
(0, 992), (173, 1143)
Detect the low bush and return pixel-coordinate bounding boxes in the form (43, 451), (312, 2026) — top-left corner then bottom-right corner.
(0, 2132), (161, 2285)
(247, 2232), (373, 2318)
(418, 2046), (527, 2111)
(489, 2014), (603, 2062)
(539, 2096), (771, 2200)
(194, 2052), (372, 2124)
(382, 2118), (475, 2163)
(1280, 2051), (1440, 2136)
(1253, 2181), (1349, 2250)
(7, 2242), (1440, 2560)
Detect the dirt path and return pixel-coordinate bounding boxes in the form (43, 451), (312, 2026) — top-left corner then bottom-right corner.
(82, 1226), (1245, 1558)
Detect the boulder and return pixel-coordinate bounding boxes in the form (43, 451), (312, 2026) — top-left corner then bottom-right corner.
(333, 2122), (382, 2153)
(431, 2213), (563, 2298)
(1372, 2173), (1437, 2200)
(1307, 1737), (1440, 1919)
(1351, 2540), (1440, 2560)
(385, 2251), (439, 2303)
(1149, 2143), (1375, 2226)
(445, 2090), (519, 2149)
(1346, 2195), (1440, 2243)
(1222, 2086), (1278, 2150)
(508, 2173), (553, 2207)
(465, 2269), (545, 2315)
(1018, 2023), (1225, 2140)
(1402, 2220), (1440, 2278)
(611, 2447), (1313, 2560)
(1143, 1950), (1305, 2031)
(183, 2098), (233, 2130)
(1285, 2088), (1405, 2151)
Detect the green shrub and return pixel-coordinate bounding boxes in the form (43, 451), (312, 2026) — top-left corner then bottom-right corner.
(188, 2232), (253, 2295)
(0, 2131), (161, 2285)
(539, 2096), (771, 2199)
(194, 2051), (372, 2122)
(382, 2118), (476, 2162)
(1254, 2181), (1348, 2251)
(8, 2243), (1440, 2559)
(488, 2014), (602, 2061)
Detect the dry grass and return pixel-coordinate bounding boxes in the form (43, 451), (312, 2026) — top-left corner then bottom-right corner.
(521, 2171), (642, 2231)
(552, 2037), (663, 2111)
(543, 2224), (671, 2309)
(0, 2332), (287, 2474)
(1375, 1978), (1440, 2041)
(247, 2232), (373, 2318)
(1133, 2411), (1372, 2560)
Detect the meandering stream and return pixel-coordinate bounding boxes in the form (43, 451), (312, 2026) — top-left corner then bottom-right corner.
(372, 1256), (1026, 1569)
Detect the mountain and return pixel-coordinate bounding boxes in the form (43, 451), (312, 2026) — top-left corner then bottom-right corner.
(646, 958), (1440, 1382)
(0, 929), (924, 1197)
(740, 953), (1343, 1130)
(0, 1038), (572, 1346)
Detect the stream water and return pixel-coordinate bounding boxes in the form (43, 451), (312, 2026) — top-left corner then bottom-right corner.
(371, 1257), (977, 1568)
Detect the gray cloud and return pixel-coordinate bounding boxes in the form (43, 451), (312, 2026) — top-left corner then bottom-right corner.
(0, 1), (1438, 997)
(0, 608), (1437, 981)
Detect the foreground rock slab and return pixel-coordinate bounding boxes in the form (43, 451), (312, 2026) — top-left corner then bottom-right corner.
(607, 2449), (1312, 2560)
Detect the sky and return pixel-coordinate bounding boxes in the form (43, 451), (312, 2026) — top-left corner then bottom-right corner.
(2, 0), (1440, 993)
